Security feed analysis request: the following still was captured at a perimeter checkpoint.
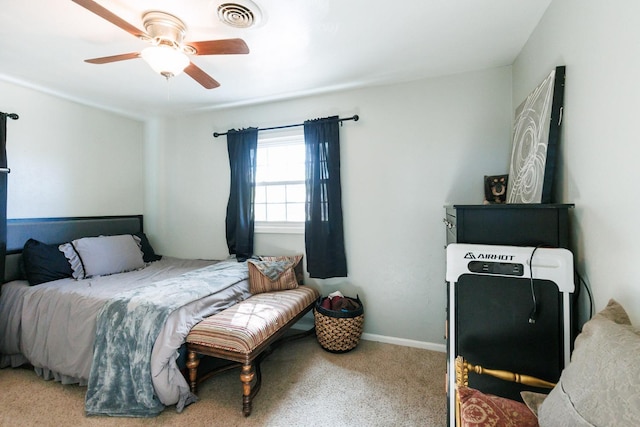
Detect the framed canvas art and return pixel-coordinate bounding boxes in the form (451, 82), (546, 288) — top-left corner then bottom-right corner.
(507, 66), (565, 204)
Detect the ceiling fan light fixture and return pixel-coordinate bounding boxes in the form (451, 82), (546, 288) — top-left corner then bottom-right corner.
(141, 45), (190, 78)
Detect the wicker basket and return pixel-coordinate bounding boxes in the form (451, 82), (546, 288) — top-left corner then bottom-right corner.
(314, 295), (364, 353)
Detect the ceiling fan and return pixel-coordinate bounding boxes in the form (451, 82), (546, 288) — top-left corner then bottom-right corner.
(72, 0), (250, 89)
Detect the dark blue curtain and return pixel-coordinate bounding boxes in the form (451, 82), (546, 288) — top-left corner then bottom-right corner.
(0, 114), (8, 282)
(225, 128), (258, 262)
(304, 116), (347, 278)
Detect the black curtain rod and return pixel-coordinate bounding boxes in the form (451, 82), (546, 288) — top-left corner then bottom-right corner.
(213, 114), (359, 138)
(2, 112), (19, 120)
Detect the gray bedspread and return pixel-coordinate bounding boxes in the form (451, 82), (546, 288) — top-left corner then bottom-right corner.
(85, 260), (249, 417)
(0, 257), (251, 415)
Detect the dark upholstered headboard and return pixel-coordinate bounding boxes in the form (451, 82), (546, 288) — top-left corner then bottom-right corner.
(4, 215), (143, 282)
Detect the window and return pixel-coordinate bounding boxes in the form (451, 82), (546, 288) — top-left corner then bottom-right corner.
(254, 128), (305, 233)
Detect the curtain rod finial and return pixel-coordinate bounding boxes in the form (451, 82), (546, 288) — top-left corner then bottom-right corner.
(353, 115), (359, 121)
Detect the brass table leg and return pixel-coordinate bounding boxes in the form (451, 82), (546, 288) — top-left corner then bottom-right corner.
(186, 351), (200, 393)
(240, 364), (255, 416)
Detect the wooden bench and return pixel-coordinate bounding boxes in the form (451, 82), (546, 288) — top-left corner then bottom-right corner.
(185, 286), (320, 416)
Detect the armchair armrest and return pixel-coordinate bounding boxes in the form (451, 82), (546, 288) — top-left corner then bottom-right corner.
(455, 356), (556, 389)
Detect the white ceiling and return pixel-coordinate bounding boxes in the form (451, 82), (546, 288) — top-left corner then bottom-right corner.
(0, 0), (551, 119)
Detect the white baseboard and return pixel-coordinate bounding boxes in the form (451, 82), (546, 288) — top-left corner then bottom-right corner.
(360, 332), (446, 353)
(292, 319), (446, 353)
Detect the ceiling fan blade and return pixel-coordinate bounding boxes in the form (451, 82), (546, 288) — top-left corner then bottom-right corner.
(184, 63), (220, 89)
(187, 39), (249, 55)
(72, 0), (146, 38)
(85, 52), (141, 64)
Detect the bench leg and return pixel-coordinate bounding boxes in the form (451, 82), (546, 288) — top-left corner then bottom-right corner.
(240, 364), (255, 416)
(186, 351), (200, 394)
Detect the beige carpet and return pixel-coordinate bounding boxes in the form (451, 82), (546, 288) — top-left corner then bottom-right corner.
(0, 338), (446, 427)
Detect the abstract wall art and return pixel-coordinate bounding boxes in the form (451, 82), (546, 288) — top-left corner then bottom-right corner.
(507, 66), (565, 204)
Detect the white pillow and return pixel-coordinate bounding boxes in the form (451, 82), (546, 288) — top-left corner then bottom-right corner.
(59, 234), (145, 279)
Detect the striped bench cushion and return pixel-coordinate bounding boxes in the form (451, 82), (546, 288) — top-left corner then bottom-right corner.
(187, 286), (319, 354)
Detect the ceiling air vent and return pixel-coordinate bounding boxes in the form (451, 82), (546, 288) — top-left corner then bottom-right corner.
(217, 1), (262, 28)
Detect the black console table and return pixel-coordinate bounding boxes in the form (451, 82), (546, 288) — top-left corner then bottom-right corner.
(444, 203), (574, 248)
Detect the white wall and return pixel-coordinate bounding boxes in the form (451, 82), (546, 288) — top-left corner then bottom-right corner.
(1, 81), (144, 218)
(148, 66), (514, 347)
(513, 0), (640, 324)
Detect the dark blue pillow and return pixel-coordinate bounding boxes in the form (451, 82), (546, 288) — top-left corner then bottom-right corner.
(134, 232), (162, 262)
(22, 238), (73, 285)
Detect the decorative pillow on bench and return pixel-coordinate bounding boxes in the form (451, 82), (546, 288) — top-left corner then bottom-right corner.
(259, 254), (304, 285)
(247, 257), (300, 294)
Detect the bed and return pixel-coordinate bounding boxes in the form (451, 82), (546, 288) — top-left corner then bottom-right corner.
(0, 215), (253, 417)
